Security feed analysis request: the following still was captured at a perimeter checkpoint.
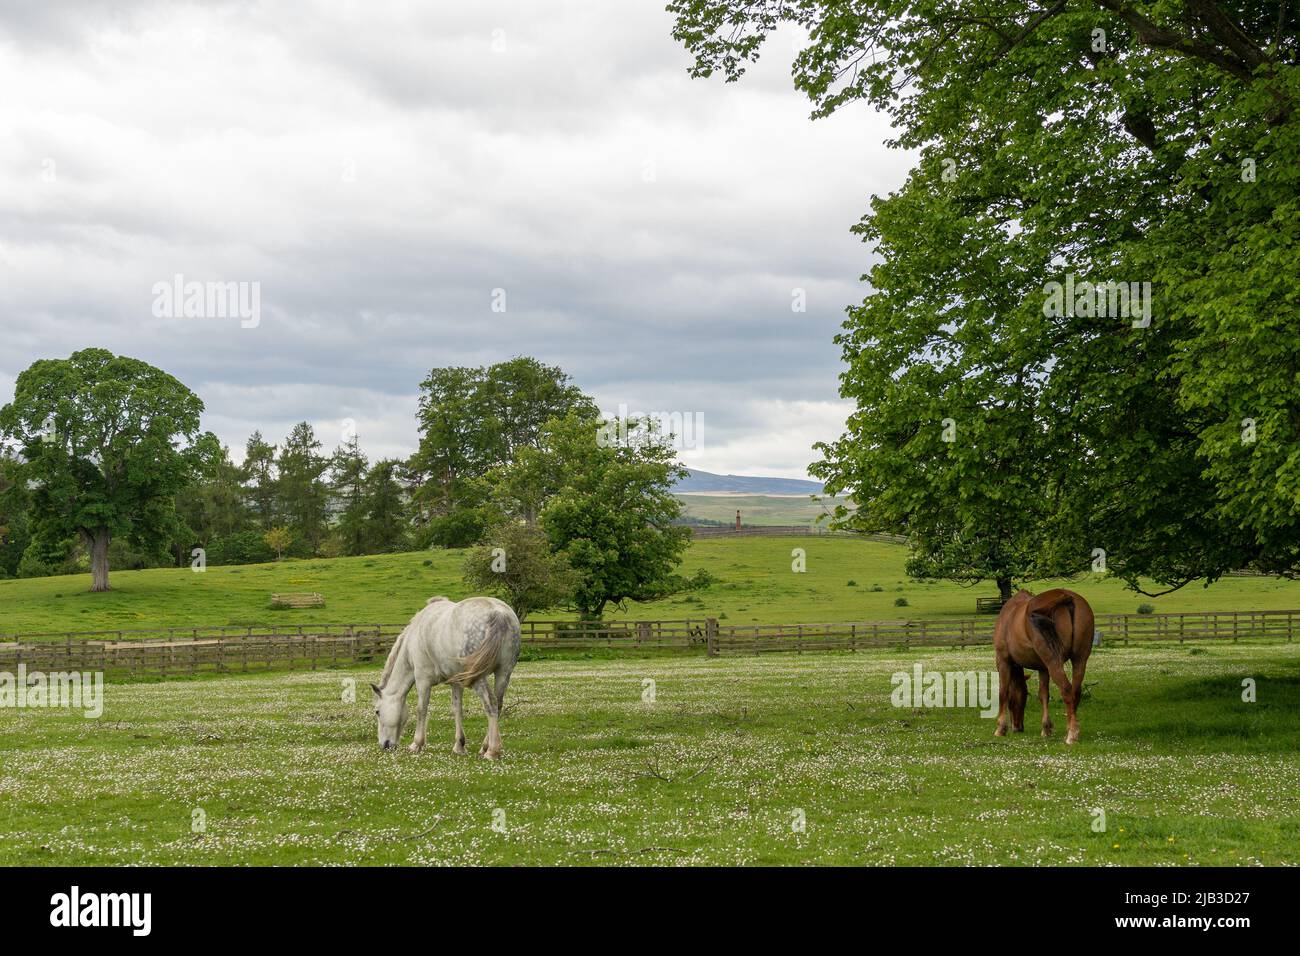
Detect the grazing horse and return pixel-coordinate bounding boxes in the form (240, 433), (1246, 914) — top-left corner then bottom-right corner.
(994, 588), (1094, 744)
(371, 596), (521, 759)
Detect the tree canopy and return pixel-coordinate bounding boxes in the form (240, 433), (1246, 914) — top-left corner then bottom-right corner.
(0, 349), (204, 590)
(514, 412), (693, 619)
(410, 357), (597, 547)
(671, 0), (1300, 594)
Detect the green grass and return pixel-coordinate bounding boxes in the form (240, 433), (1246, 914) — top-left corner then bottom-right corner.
(2, 642), (1296, 865)
(674, 493), (848, 526)
(4, 537), (1300, 635)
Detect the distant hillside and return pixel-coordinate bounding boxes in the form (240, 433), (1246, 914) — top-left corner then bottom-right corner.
(674, 468), (823, 496)
(673, 493), (844, 527)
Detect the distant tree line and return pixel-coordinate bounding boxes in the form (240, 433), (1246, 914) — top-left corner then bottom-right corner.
(0, 350), (703, 618)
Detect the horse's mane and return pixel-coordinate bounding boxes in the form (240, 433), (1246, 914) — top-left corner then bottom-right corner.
(378, 597), (452, 689)
(377, 632), (408, 690)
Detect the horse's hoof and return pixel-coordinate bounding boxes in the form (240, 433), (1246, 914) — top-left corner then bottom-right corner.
(1065, 732), (1080, 745)
(452, 743), (466, 755)
(407, 741), (424, 754)
(1042, 726), (1053, 737)
(994, 727), (1006, 737)
(482, 749), (502, 761)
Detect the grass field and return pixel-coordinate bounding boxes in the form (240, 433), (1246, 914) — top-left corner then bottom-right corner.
(2, 642), (1296, 865)
(4, 537), (1300, 635)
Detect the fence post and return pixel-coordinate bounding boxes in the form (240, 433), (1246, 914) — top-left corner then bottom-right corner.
(706, 618), (719, 658)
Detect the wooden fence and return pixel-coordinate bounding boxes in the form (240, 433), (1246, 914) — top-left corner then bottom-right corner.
(0, 625), (403, 679)
(0, 620), (710, 679)
(519, 618), (710, 650)
(707, 609), (1300, 655)
(0, 609), (1295, 679)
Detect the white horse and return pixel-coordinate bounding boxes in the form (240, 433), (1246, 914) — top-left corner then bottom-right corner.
(371, 596), (521, 759)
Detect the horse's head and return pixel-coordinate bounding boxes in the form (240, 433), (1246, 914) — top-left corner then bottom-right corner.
(370, 682), (407, 750)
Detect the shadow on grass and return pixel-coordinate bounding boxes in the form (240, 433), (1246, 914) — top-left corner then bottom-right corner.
(1101, 674), (1300, 753)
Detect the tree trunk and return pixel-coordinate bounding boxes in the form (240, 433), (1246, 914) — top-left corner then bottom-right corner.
(90, 529), (111, 592)
(996, 576), (1014, 603)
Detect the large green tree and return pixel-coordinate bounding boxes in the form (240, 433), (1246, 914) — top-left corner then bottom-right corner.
(0, 450), (32, 579)
(173, 432), (248, 565)
(276, 422), (331, 555)
(330, 435), (370, 556)
(672, 1), (1300, 594)
(410, 358), (597, 547)
(522, 412), (692, 619)
(362, 458), (411, 554)
(240, 431), (279, 531)
(0, 349), (203, 591)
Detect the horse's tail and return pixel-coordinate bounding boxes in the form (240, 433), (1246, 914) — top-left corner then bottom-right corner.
(1027, 590), (1075, 655)
(447, 611), (512, 686)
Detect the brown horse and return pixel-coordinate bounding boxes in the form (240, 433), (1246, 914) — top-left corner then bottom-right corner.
(993, 588), (1094, 744)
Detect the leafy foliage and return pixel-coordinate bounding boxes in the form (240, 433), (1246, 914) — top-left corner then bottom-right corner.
(263, 526), (293, 560)
(671, 0), (1300, 594)
(462, 519), (580, 620)
(524, 412), (691, 619)
(0, 349), (203, 590)
(410, 358), (596, 546)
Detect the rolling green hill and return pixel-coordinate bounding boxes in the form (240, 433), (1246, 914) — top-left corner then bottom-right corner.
(2, 536), (1299, 635)
(674, 493), (847, 526)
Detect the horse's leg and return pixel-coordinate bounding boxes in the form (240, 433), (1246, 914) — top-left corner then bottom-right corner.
(1070, 655), (1088, 710)
(450, 683), (466, 755)
(1066, 655), (1088, 744)
(1009, 665), (1027, 732)
(1041, 656), (1078, 744)
(1061, 669), (1081, 744)
(472, 677), (502, 760)
(994, 654), (1012, 736)
(1025, 626), (1079, 744)
(494, 665), (512, 714)
(1037, 670), (1052, 737)
(408, 678), (433, 754)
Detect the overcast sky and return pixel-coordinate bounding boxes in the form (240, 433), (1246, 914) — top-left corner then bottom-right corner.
(0, 0), (909, 479)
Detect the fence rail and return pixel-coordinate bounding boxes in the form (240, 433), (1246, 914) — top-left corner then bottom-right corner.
(0, 609), (1295, 679)
(0, 627), (404, 679)
(708, 609), (1300, 655)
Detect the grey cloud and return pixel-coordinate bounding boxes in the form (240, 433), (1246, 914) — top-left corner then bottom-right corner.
(0, 0), (911, 479)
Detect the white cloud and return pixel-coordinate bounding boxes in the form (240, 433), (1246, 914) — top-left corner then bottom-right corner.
(0, 0), (911, 478)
